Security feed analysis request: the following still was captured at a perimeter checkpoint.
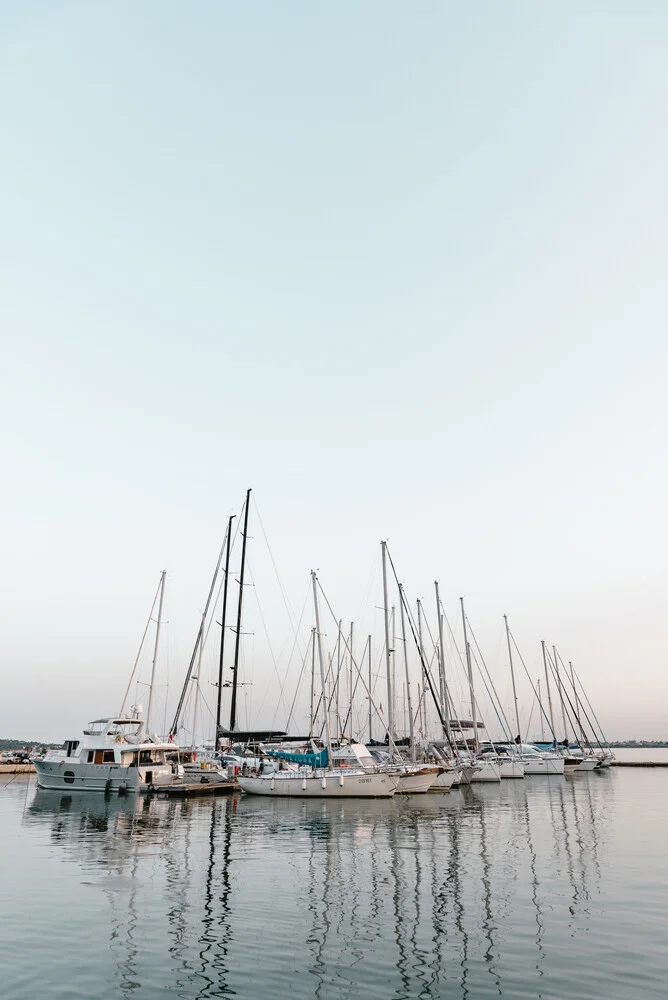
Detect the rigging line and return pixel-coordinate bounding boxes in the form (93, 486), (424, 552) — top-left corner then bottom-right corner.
(509, 629), (557, 743)
(563, 655), (609, 747)
(277, 583), (311, 729)
(170, 520), (232, 736)
(340, 634), (370, 738)
(384, 546), (456, 755)
(119, 573), (164, 717)
(284, 630), (313, 732)
(467, 642), (509, 740)
(315, 577), (394, 738)
(251, 494), (306, 661)
(465, 615), (514, 740)
(547, 647), (603, 753)
(246, 568), (290, 722)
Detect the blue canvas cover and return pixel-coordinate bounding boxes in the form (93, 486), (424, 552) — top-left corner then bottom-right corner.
(266, 748), (329, 767)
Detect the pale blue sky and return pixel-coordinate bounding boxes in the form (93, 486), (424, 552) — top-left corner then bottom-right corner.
(1, 3), (667, 740)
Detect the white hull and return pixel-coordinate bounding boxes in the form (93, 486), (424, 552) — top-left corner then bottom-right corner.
(499, 760), (525, 779)
(523, 756), (565, 775)
(459, 764), (479, 784)
(238, 771), (399, 798)
(34, 760), (173, 793)
(430, 768), (458, 791)
(395, 769), (438, 794)
(572, 757), (600, 772)
(470, 760), (501, 783)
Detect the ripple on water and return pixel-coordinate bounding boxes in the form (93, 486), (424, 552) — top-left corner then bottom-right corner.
(0, 770), (666, 998)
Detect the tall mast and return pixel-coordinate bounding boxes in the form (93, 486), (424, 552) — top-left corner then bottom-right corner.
(381, 541), (394, 743)
(435, 582), (451, 743)
(311, 571), (332, 761)
(417, 599), (427, 733)
(230, 488), (251, 732)
(537, 679), (545, 742)
(541, 640), (556, 743)
(215, 514), (236, 739)
(367, 636), (373, 742)
(553, 644), (569, 745)
(399, 585), (415, 762)
(145, 570), (166, 735)
(460, 597), (478, 751)
(504, 614), (522, 743)
(348, 622), (354, 739)
(309, 627), (316, 738)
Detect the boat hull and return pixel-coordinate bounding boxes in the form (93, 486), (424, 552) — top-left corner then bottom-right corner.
(523, 756), (565, 775)
(499, 759), (525, 779)
(470, 760), (502, 783)
(238, 771), (398, 798)
(34, 760), (173, 793)
(572, 757), (600, 772)
(395, 768), (439, 794)
(430, 768), (459, 791)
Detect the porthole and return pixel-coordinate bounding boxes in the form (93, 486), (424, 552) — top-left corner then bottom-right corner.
(63, 771), (75, 784)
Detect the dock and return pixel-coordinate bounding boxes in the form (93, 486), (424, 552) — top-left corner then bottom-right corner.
(610, 761), (668, 768)
(0, 764), (35, 774)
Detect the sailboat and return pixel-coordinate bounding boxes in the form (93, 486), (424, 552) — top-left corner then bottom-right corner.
(237, 571), (399, 798)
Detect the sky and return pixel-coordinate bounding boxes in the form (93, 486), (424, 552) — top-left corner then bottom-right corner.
(1, 2), (667, 742)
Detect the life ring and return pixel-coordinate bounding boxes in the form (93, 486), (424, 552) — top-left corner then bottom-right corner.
(116, 735), (122, 743)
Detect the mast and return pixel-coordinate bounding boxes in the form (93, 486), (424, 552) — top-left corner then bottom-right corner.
(215, 514), (236, 739)
(460, 597), (478, 751)
(504, 614), (522, 743)
(399, 585), (415, 761)
(553, 644), (569, 745)
(367, 635), (373, 742)
(230, 488), (251, 732)
(435, 583), (452, 745)
(309, 627), (316, 738)
(311, 571), (332, 761)
(381, 541), (394, 744)
(537, 679), (545, 742)
(417, 599), (427, 733)
(348, 622), (354, 739)
(145, 570), (166, 735)
(541, 640), (556, 744)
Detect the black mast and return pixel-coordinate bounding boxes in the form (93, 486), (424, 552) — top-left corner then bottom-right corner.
(215, 513), (236, 740)
(230, 488), (251, 732)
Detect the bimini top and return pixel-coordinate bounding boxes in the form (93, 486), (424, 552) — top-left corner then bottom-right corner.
(83, 719), (144, 736)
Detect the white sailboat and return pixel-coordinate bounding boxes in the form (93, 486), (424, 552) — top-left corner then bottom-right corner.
(238, 572), (399, 799)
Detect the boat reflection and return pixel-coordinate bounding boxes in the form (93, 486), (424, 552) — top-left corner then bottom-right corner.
(20, 774), (609, 998)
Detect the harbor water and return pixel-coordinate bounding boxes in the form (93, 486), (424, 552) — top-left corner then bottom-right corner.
(0, 767), (666, 999)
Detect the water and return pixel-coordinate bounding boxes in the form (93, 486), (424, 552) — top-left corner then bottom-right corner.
(1, 769), (666, 999)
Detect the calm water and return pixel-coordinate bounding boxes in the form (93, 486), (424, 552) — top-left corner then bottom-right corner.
(0, 769), (666, 999)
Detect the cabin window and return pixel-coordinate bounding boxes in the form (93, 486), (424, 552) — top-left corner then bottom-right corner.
(139, 750), (155, 765)
(102, 750), (115, 763)
(87, 751), (94, 763)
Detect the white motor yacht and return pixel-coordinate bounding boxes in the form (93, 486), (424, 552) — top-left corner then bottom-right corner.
(34, 717), (176, 793)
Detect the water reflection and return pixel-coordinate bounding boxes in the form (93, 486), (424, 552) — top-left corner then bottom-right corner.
(16, 775), (618, 1000)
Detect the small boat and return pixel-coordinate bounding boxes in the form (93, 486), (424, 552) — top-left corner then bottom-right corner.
(34, 717), (176, 793)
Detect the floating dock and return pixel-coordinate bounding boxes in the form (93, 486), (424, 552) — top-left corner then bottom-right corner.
(610, 761), (668, 768)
